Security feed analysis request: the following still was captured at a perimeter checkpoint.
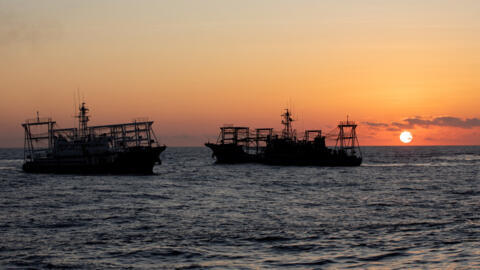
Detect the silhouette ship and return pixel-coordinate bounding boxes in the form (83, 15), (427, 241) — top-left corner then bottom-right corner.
(205, 109), (362, 166)
(22, 103), (166, 174)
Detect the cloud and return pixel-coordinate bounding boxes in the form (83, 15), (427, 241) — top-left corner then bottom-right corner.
(391, 121), (412, 129)
(403, 116), (480, 129)
(363, 116), (480, 130)
(362, 121), (389, 127)
(432, 117), (480, 128)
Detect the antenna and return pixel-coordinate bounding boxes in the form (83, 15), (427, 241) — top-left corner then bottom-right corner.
(76, 88), (80, 109)
(73, 90), (77, 131)
(77, 102), (89, 138)
(301, 109), (304, 134)
(281, 108), (294, 139)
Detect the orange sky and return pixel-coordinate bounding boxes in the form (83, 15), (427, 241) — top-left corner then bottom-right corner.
(1, 0), (479, 146)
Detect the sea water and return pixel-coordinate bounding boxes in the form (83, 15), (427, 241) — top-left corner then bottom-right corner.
(0, 146), (479, 269)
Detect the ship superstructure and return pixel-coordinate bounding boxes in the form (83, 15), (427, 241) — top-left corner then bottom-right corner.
(205, 109), (362, 166)
(22, 103), (166, 174)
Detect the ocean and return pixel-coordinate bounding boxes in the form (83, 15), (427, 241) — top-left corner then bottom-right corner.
(0, 146), (479, 269)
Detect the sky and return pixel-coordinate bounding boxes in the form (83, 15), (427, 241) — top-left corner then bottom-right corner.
(1, 0), (479, 146)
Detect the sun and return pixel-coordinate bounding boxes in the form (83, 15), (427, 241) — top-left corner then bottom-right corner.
(400, 131), (413, 144)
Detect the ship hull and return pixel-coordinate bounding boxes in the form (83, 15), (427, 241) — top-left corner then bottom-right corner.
(205, 143), (259, 163)
(22, 146), (166, 174)
(205, 143), (361, 166)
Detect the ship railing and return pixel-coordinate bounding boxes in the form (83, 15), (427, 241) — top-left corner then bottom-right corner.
(243, 145), (267, 155)
(89, 121), (157, 147)
(53, 129), (77, 141)
(112, 137), (153, 147)
(26, 131), (50, 139)
(132, 117), (149, 122)
(24, 117), (54, 124)
(216, 126), (330, 145)
(304, 130), (322, 142)
(87, 120), (153, 129)
(31, 148), (50, 154)
(338, 120), (357, 126)
(50, 122), (158, 148)
(218, 126), (250, 145)
(24, 148), (50, 161)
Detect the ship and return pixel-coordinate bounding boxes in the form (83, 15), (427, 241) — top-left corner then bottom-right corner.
(22, 103), (166, 174)
(205, 109), (362, 166)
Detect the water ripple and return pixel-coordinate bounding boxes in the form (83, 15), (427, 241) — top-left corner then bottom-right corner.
(0, 146), (479, 269)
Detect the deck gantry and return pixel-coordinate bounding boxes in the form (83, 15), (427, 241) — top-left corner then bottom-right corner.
(336, 117), (362, 159)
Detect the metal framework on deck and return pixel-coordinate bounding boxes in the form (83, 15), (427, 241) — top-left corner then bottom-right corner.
(213, 110), (362, 158)
(22, 103), (159, 162)
(335, 119), (362, 157)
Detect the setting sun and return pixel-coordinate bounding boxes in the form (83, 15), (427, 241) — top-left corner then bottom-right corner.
(400, 131), (413, 144)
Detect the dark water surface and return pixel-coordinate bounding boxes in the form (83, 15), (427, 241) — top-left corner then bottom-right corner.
(0, 146), (479, 269)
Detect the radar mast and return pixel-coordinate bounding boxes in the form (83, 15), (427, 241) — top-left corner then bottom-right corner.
(281, 109), (295, 139)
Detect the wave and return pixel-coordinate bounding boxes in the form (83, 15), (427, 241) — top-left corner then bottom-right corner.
(271, 243), (318, 252)
(362, 162), (476, 167)
(0, 166), (18, 170)
(275, 259), (336, 267)
(435, 154), (480, 161)
(249, 235), (292, 242)
(1, 146), (479, 269)
(359, 251), (407, 261)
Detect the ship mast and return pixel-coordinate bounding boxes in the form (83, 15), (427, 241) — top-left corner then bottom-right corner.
(281, 109), (294, 139)
(77, 102), (90, 138)
(336, 116), (361, 157)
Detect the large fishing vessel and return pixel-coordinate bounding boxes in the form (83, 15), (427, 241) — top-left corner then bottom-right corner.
(205, 109), (362, 166)
(22, 103), (166, 174)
